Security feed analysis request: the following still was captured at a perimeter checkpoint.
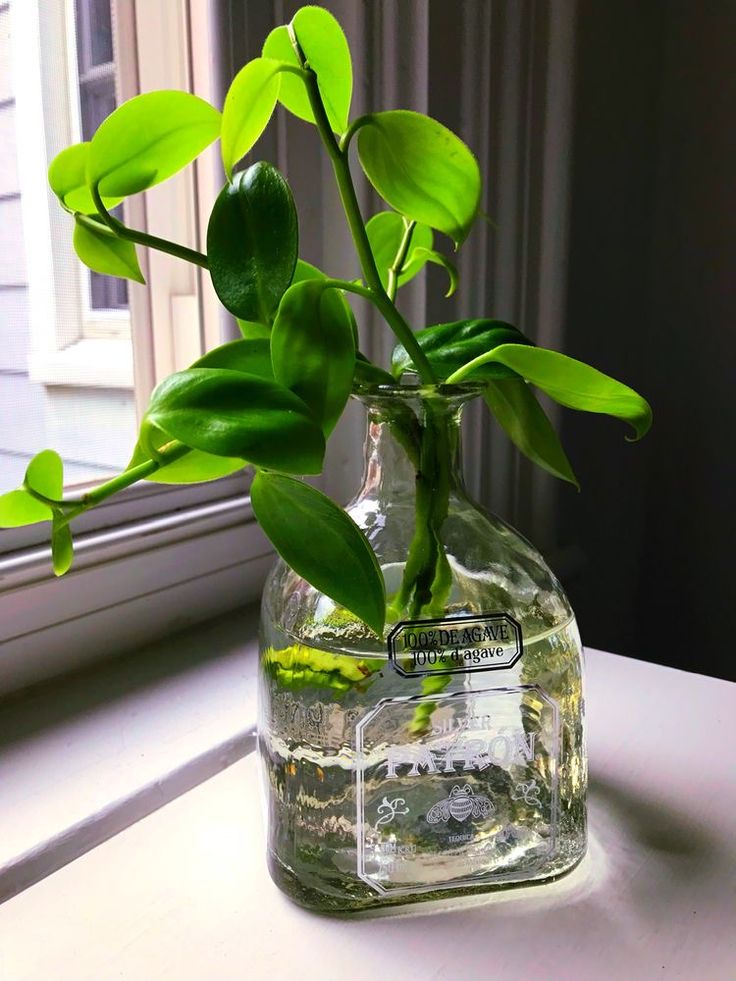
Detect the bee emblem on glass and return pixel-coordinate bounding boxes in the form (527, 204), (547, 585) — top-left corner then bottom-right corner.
(426, 784), (494, 824)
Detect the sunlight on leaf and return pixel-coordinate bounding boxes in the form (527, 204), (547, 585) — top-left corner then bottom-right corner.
(358, 111), (481, 246)
(24, 450), (64, 501)
(262, 6), (352, 133)
(73, 219), (145, 284)
(271, 279), (355, 436)
(221, 58), (284, 178)
(88, 91), (221, 197)
(145, 368), (325, 473)
(48, 143), (122, 214)
(449, 345), (653, 439)
(0, 490), (53, 527)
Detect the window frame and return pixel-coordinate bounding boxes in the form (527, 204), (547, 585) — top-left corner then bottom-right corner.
(12, 0), (133, 388)
(12, 0), (222, 390)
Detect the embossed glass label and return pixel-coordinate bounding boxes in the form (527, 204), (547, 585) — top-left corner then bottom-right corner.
(387, 613), (522, 677)
(355, 685), (560, 897)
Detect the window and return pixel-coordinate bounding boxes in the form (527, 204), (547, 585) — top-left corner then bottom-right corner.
(0, 1), (265, 696)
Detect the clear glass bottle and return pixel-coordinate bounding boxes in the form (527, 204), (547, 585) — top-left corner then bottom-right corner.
(258, 385), (587, 912)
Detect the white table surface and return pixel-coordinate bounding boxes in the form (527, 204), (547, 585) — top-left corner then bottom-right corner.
(1, 649), (734, 981)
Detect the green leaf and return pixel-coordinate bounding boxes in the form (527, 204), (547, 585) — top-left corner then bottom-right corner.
(146, 368), (325, 474)
(51, 514), (74, 577)
(449, 345), (653, 439)
(357, 111), (481, 246)
(250, 471), (385, 635)
(263, 643), (382, 692)
(236, 319), (271, 340)
(271, 280), (355, 436)
(131, 338), (275, 481)
(392, 319), (530, 380)
(289, 258), (358, 344)
(146, 455), (245, 485)
(194, 338), (274, 379)
(24, 449), (63, 501)
(0, 490), (52, 527)
(88, 90), (221, 197)
(365, 211), (433, 291)
(207, 162), (298, 322)
(406, 246), (458, 297)
(262, 7), (352, 133)
(128, 422), (244, 485)
(353, 352), (396, 387)
(235, 260), (356, 340)
(48, 143), (122, 214)
(290, 258), (326, 284)
(484, 379), (579, 488)
(73, 218), (145, 284)
(221, 58), (284, 179)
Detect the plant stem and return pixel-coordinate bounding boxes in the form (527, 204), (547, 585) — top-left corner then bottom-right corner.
(323, 278), (374, 303)
(288, 31), (437, 385)
(58, 441), (192, 524)
(338, 114), (373, 153)
(387, 219), (416, 303)
(395, 400), (452, 616)
(90, 186), (209, 270)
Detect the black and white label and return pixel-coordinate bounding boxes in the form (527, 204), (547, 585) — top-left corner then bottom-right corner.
(387, 613), (523, 678)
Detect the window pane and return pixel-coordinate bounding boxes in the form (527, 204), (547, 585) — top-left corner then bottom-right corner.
(75, 0), (113, 70)
(89, 258), (128, 310)
(78, 72), (116, 140)
(0, 1), (137, 490)
(74, 1), (126, 315)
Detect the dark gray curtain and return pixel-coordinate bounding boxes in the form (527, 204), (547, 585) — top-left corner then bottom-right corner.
(559, 0), (735, 679)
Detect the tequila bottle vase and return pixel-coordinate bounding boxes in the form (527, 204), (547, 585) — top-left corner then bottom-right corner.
(258, 385), (587, 912)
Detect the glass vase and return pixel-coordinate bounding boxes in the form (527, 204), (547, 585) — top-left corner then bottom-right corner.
(258, 384), (587, 912)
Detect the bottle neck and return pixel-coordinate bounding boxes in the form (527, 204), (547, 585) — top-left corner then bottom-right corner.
(356, 391), (472, 500)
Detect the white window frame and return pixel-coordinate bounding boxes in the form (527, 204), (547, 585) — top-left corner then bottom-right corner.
(12, 0), (131, 388)
(0, 0), (284, 698)
(12, 0), (223, 393)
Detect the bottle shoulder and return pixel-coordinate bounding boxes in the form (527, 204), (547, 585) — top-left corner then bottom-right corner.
(263, 492), (575, 651)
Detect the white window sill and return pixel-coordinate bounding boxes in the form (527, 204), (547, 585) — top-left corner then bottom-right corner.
(0, 486), (271, 696)
(0, 606), (259, 902)
(29, 337), (134, 388)
(1, 635), (734, 978)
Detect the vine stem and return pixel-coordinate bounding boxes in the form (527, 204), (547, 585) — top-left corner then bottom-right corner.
(288, 30), (437, 385)
(53, 441), (192, 525)
(90, 185), (209, 269)
(387, 219), (417, 303)
(338, 114), (373, 153)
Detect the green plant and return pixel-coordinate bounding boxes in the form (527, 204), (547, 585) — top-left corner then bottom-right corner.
(0, 5), (651, 636)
